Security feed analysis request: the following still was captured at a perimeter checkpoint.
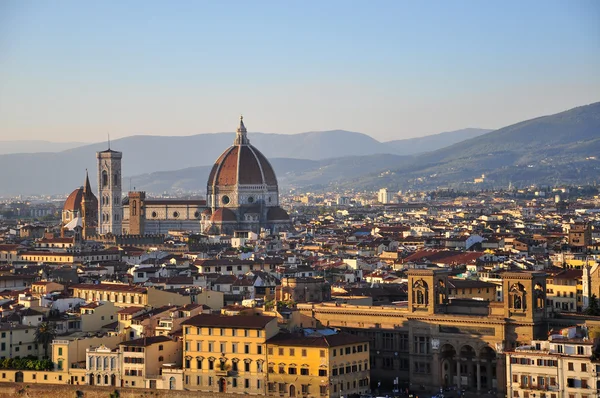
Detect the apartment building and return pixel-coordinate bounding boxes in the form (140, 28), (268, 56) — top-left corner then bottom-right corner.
(181, 314), (279, 394)
(266, 331), (371, 398)
(506, 335), (599, 398)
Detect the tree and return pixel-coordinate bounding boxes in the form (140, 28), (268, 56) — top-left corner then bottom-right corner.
(585, 294), (600, 316)
(34, 322), (57, 359)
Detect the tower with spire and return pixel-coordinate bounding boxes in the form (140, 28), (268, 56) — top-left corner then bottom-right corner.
(97, 145), (123, 235)
(81, 170), (98, 238)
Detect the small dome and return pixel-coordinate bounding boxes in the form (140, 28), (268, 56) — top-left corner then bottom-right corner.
(210, 208), (237, 223)
(202, 208), (212, 216)
(267, 206), (290, 221)
(63, 188), (83, 212)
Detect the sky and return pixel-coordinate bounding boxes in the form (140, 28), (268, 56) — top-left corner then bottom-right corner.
(0, 1), (599, 143)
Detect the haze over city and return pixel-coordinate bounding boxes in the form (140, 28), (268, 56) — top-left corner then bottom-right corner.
(1, 0), (599, 142)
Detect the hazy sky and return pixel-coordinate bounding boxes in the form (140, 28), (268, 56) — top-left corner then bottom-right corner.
(0, 1), (599, 143)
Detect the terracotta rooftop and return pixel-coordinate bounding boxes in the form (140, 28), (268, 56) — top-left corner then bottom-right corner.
(267, 331), (370, 348)
(181, 314), (276, 329)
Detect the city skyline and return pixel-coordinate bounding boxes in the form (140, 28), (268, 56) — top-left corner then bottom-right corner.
(0, 1), (599, 142)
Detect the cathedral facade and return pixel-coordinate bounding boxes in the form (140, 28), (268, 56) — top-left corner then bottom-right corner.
(114, 116), (290, 236)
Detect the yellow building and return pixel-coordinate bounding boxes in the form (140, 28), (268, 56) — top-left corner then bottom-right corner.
(181, 314), (279, 395)
(266, 331), (370, 398)
(447, 278), (498, 301)
(546, 269), (583, 312)
(70, 283), (190, 308)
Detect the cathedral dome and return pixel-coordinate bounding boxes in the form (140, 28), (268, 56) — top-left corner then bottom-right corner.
(63, 188), (83, 212)
(207, 116), (278, 188)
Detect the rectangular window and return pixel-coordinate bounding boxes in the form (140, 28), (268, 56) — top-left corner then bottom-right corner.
(301, 368), (309, 375)
(318, 369), (327, 376)
(257, 345), (262, 355)
(268, 347), (273, 355)
(568, 362), (574, 371)
(288, 367), (297, 375)
(245, 344), (250, 354)
(278, 348), (284, 356)
(289, 348), (295, 356)
(319, 349), (325, 357)
(232, 343), (237, 353)
(302, 349), (307, 357)
(58, 347), (63, 356)
(244, 379), (250, 389)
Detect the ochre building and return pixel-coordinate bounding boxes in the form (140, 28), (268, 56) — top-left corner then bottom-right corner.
(298, 269), (550, 396)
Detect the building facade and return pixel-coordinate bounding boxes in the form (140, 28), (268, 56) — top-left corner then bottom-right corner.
(297, 269), (550, 396)
(506, 336), (599, 398)
(266, 331), (371, 398)
(181, 314), (279, 394)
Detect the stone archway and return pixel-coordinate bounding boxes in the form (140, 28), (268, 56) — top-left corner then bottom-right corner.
(440, 344), (457, 388)
(479, 346), (497, 391)
(458, 345), (476, 390)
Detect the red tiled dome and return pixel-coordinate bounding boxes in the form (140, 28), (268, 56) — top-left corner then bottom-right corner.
(207, 117), (278, 188)
(63, 188), (83, 212)
(210, 208), (237, 223)
(267, 206), (290, 221)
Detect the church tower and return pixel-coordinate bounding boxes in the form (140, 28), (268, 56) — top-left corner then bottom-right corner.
(81, 170), (98, 238)
(97, 147), (123, 235)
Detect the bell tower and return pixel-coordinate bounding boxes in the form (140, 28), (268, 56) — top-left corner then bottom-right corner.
(97, 146), (123, 235)
(407, 268), (449, 314)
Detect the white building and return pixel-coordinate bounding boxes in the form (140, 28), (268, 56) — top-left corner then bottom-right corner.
(506, 332), (599, 398)
(378, 188), (395, 204)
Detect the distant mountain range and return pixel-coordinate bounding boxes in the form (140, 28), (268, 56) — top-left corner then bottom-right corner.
(0, 140), (88, 155)
(2, 101), (599, 196)
(334, 102), (600, 191)
(0, 128), (490, 196)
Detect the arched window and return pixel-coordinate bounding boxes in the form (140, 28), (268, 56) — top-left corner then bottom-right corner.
(104, 357), (109, 369)
(132, 200), (137, 216)
(509, 283), (526, 310)
(412, 279), (429, 306)
(102, 171), (108, 187)
(113, 173), (119, 187)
